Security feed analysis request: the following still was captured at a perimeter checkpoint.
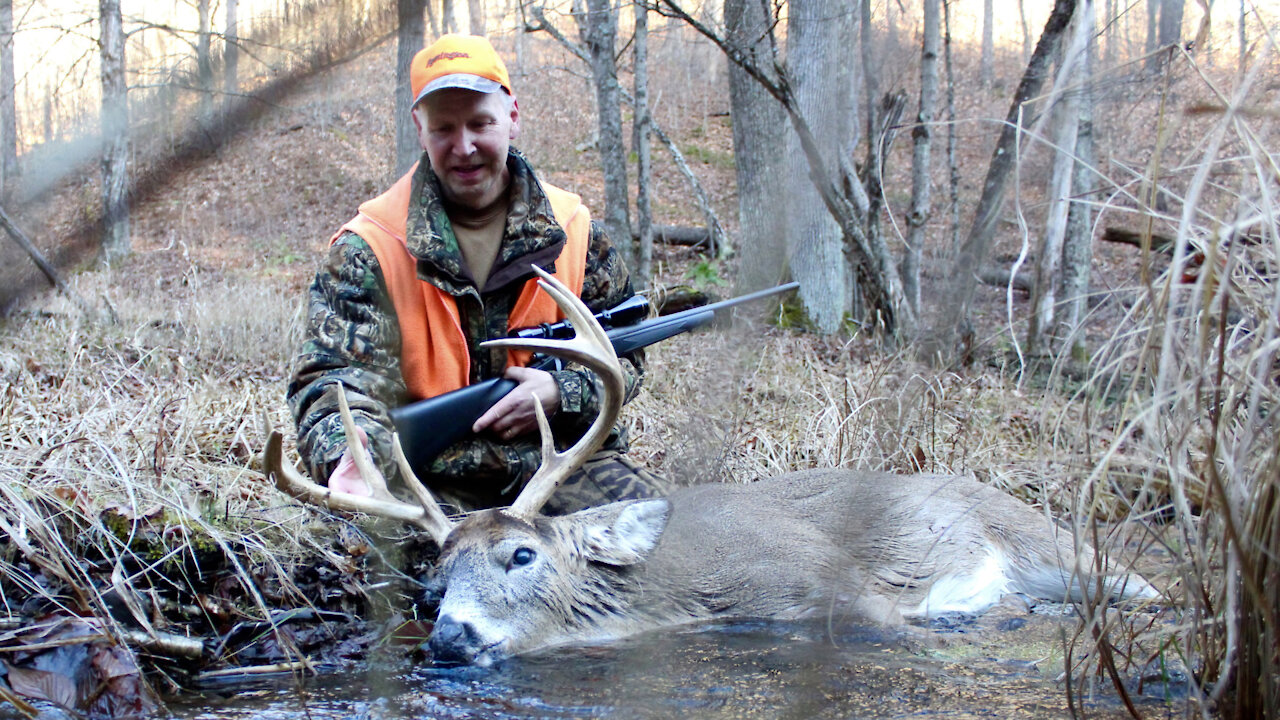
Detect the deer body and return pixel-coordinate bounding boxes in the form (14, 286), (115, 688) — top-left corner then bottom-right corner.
(426, 468), (1155, 666)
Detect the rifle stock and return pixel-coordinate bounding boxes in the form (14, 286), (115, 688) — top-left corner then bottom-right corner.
(388, 282), (797, 473)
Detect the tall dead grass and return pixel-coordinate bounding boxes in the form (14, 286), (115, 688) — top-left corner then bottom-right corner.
(1042, 45), (1280, 717)
(0, 265), (340, 689)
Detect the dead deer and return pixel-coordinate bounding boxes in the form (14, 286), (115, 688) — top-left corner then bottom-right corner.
(265, 268), (1158, 667)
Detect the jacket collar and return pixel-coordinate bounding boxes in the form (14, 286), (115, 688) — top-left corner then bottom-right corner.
(406, 148), (566, 295)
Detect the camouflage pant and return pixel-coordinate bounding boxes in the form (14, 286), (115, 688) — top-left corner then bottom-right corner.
(430, 450), (667, 516)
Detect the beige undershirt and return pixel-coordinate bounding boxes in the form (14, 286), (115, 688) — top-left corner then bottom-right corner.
(448, 194), (510, 289)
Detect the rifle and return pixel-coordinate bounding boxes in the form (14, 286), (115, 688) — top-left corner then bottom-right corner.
(388, 281), (799, 473)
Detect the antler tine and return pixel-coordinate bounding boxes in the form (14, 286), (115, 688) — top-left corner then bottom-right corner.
(390, 432), (455, 546)
(332, 384), (391, 499)
(263, 429), (434, 530)
(261, 385), (456, 545)
(481, 266), (625, 517)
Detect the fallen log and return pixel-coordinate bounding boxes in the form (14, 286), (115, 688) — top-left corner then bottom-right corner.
(1100, 227), (1177, 254)
(637, 225), (714, 249)
(977, 266), (1033, 294)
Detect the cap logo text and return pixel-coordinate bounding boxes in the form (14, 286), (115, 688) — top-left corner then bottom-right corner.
(427, 51), (470, 67)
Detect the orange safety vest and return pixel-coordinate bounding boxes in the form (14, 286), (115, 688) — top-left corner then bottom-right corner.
(331, 164), (589, 401)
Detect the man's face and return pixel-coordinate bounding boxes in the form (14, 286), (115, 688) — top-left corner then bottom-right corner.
(415, 88), (520, 211)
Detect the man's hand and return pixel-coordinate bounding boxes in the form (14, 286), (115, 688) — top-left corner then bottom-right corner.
(327, 425), (384, 496)
(472, 366), (560, 440)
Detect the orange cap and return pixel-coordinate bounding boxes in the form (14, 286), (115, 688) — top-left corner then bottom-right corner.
(410, 34), (512, 108)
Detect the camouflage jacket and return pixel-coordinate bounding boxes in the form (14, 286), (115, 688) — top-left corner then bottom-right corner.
(287, 149), (644, 497)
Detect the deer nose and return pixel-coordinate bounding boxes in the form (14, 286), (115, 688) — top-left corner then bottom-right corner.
(428, 615), (482, 665)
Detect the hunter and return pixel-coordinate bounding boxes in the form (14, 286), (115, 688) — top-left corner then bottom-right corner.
(288, 34), (664, 514)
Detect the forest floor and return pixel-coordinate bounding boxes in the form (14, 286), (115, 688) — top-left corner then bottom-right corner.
(2, 21), (1275, 717)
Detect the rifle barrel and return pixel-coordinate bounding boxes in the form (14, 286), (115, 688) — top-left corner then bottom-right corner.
(389, 281), (799, 473)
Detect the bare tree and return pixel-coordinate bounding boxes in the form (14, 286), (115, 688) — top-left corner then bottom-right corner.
(1158, 0), (1184, 50)
(1238, 0), (1247, 73)
(224, 0), (239, 115)
(1059, 5), (1096, 362)
(468, 0), (485, 34)
(943, 0), (959, 250)
(981, 0), (993, 86)
(396, 0), (426, 175)
(904, 0), (940, 315)
(1028, 3), (1093, 356)
(441, 0), (457, 34)
(1018, 0), (1032, 60)
(786, 0), (857, 333)
(575, 0), (632, 265)
(525, 4), (725, 259)
(632, 0), (652, 289)
(659, 0), (913, 337)
(426, 0), (440, 36)
(196, 0), (213, 116)
(0, 0), (16, 195)
(1145, 0), (1158, 56)
(1103, 0), (1115, 65)
(100, 0), (130, 263)
(924, 0), (1077, 363)
(725, 0), (786, 294)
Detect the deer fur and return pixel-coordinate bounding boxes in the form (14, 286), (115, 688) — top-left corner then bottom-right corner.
(425, 468), (1157, 666)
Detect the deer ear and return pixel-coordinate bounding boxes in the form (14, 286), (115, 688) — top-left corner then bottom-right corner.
(574, 499), (670, 566)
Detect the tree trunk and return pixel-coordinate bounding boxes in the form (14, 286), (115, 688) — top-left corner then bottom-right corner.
(1019, 0), (1032, 60)
(396, 0), (426, 176)
(197, 0), (213, 117)
(467, 0), (485, 34)
(1193, 0), (1211, 65)
(1158, 0), (1184, 50)
(42, 82), (52, 143)
(1238, 0), (1246, 74)
(1029, 0), (1094, 355)
(903, 0), (940, 316)
(632, 0), (652, 290)
(441, 0), (456, 33)
(725, 0), (787, 294)
(576, 0), (632, 265)
(1103, 0), (1115, 65)
(100, 0), (130, 263)
(1145, 0), (1159, 63)
(943, 0), (960, 251)
(1028, 97), (1078, 356)
(659, 0), (909, 338)
(0, 0), (16, 195)
(224, 0), (239, 115)
(981, 0), (994, 86)
(924, 0), (1077, 364)
(426, 0), (439, 37)
(1060, 4), (1096, 362)
(786, 0), (857, 333)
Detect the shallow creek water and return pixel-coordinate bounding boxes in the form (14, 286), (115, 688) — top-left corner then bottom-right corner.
(164, 611), (1181, 720)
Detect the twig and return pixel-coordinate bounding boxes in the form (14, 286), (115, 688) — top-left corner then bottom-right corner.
(196, 660), (313, 682)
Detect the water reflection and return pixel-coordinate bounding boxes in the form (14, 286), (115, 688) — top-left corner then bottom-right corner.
(168, 617), (1171, 719)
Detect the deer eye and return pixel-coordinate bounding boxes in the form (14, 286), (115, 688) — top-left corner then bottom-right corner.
(507, 547), (536, 570)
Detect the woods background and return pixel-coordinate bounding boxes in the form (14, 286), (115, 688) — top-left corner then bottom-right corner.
(0, 1), (1278, 718)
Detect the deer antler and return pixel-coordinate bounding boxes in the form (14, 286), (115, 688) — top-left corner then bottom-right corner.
(481, 266), (625, 517)
(263, 385), (455, 546)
